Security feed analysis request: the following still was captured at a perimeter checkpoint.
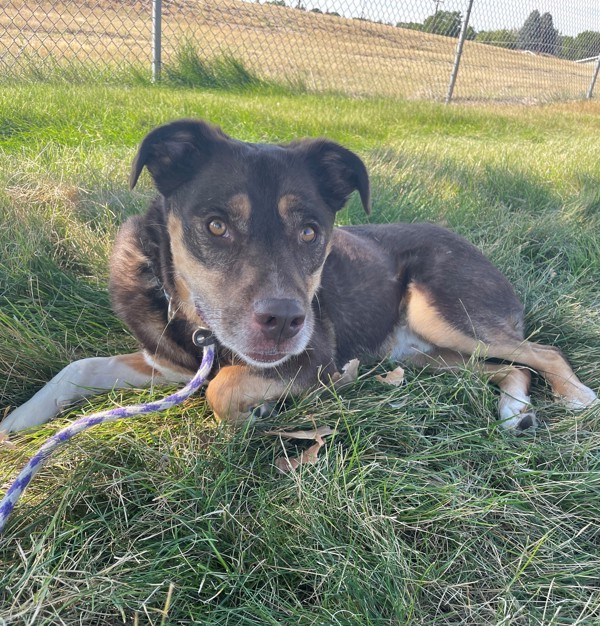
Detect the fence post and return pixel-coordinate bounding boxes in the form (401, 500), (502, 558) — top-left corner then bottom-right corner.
(587, 55), (600, 99)
(152, 0), (162, 82)
(445, 0), (474, 104)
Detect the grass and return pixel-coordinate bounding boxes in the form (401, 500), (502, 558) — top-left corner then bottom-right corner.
(0, 0), (597, 101)
(0, 82), (599, 625)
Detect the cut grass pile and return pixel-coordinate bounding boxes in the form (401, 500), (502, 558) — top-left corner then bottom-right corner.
(0, 84), (599, 624)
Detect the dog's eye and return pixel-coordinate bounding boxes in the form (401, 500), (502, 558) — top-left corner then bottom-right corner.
(208, 219), (228, 237)
(300, 226), (317, 243)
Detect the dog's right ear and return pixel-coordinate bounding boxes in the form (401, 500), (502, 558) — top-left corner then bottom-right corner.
(291, 139), (371, 215)
(129, 119), (226, 196)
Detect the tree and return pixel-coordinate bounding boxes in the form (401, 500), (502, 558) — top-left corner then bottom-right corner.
(539, 12), (559, 55)
(396, 21), (424, 32)
(476, 29), (518, 50)
(558, 30), (600, 60)
(572, 31), (600, 59)
(465, 25), (477, 41)
(518, 9), (542, 52)
(423, 10), (462, 38)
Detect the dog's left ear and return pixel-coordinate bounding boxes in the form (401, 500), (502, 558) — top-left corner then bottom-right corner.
(294, 139), (371, 215)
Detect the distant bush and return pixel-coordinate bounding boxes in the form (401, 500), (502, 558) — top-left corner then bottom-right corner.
(397, 21), (423, 32)
(476, 29), (518, 50)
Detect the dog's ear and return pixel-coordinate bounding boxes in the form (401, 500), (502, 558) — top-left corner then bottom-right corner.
(130, 119), (226, 196)
(294, 139), (371, 215)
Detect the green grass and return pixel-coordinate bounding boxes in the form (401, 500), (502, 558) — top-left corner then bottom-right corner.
(0, 46), (300, 95)
(1, 83), (599, 625)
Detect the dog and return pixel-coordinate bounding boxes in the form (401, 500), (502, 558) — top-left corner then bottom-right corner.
(2, 119), (597, 434)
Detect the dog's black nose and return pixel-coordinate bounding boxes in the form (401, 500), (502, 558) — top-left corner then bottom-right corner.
(253, 299), (305, 342)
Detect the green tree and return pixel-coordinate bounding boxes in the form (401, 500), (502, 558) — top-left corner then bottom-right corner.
(465, 25), (477, 41)
(559, 31), (600, 60)
(423, 10), (462, 38)
(397, 21), (424, 32)
(539, 12), (559, 55)
(476, 29), (518, 50)
(577, 31), (600, 58)
(518, 9), (542, 52)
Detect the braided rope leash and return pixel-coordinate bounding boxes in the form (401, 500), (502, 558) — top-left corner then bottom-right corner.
(0, 341), (215, 534)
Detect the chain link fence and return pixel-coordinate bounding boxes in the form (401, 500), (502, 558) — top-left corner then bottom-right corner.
(1, 0), (599, 102)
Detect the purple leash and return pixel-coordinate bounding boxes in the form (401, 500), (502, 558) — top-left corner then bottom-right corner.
(0, 341), (215, 534)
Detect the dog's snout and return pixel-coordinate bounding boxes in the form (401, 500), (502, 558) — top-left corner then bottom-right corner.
(253, 299), (306, 341)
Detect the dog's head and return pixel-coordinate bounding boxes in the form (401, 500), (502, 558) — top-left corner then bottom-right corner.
(130, 119), (370, 368)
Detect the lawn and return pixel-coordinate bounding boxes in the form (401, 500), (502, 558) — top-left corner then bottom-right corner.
(0, 82), (599, 625)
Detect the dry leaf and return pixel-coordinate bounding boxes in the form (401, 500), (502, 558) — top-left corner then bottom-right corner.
(330, 358), (360, 390)
(264, 425), (334, 441)
(265, 426), (334, 474)
(375, 366), (405, 387)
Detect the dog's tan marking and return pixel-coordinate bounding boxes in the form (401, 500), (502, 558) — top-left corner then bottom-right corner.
(277, 194), (300, 219)
(119, 352), (156, 376)
(206, 365), (292, 423)
(404, 285), (594, 408)
(486, 341), (597, 410)
(167, 214), (224, 307)
(306, 265), (324, 300)
(143, 352), (195, 381)
(227, 193), (252, 223)
(405, 284), (483, 354)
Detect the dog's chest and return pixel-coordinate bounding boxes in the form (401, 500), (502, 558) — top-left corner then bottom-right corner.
(385, 324), (434, 360)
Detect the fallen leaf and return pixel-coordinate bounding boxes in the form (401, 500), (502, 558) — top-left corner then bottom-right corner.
(375, 366), (405, 387)
(333, 359), (360, 389)
(264, 425), (334, 441)
(265, 426), (334, 473)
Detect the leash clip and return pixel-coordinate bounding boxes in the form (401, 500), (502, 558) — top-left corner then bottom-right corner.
(192, 327), (216, 347)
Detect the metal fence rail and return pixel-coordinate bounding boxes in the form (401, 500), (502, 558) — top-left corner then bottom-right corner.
(1, 0), (599, 103)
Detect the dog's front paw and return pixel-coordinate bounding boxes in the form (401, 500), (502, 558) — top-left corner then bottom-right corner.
(250, 402), (278, 420)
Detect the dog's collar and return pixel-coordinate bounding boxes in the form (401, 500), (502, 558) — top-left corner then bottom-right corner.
(192, 327), (216, 347)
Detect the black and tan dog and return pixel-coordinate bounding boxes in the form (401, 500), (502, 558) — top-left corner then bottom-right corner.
(2, 119), (597, 433)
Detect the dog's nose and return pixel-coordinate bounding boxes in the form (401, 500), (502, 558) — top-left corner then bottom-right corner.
(253, 299), (305, 342)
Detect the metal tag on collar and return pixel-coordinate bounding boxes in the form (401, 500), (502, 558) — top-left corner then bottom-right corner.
(192, 327), (216, 347)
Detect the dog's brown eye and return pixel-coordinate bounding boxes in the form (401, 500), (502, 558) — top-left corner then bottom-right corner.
(300, 226), (317, 243)
(208, 219), (228, 237)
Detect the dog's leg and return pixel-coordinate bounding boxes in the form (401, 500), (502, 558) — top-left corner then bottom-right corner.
(1, 352), (189, 433)
(407, 349), (536, 430)
(404, 283), (596, 425)
(485, 365), (536, 430)
(486, 341), (597, 411)
(205, 365), (296, 424)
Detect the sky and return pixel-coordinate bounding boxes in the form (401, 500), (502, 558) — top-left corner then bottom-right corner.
(279, 1), (600, 37)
